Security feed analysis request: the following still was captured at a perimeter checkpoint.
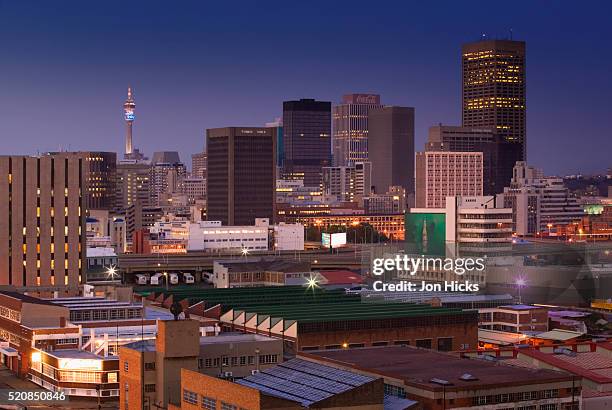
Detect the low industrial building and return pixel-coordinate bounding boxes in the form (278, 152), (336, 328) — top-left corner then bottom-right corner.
(302, 345), (581, 409)
(212, 259), (312, 288)
(462, 340), (612, 409)
(478, 304), (549, 334)
(119, 320), (283, 410)
(138, 218), (305, 254)
(140, 287), (479, 354)
(168, 360), (420, 410)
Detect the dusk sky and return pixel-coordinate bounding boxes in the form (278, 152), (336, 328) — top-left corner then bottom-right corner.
(0, 1), (610, 175)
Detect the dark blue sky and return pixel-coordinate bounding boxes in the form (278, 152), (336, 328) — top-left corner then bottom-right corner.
(1, 1), (610, 174)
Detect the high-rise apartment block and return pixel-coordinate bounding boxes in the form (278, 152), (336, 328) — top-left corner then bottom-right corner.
(498, 162), (584, 235)
(368, 106), (415, 195)
(0, 153), (86, 294)
(282, 99), (331, 186)
(462, 40), (526, 160)
(206, 127), (276, 225)
(332, 94), (382, 166)
(427, 125), (521, 195)
(415, 151), (483, 208)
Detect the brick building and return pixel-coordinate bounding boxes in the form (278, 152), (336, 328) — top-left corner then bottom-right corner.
(302, 345), (580, 409)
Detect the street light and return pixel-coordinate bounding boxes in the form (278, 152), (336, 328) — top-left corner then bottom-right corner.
(106, 265), (118, 281)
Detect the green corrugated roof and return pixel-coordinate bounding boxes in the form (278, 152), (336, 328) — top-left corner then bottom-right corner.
(138, 285), (474, 323)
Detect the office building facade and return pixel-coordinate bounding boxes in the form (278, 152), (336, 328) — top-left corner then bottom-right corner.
(0, 153), (86, 294)
(115, 160), (151, 212)
(322, 162), (371, 203)
(206, 127), (276, 226)
(332, 94), (382, 166)
(282, 99), (331, 186)
(427, 125), (521, 195)
(462, 40), (526, 160)
(191, 151), (207, 180)
(368, 106), (415, 195)
(415, 151), (483, 208)
(84, 151), (117, 211)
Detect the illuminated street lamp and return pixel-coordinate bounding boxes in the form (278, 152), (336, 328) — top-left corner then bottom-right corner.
(106, 265), (118, 281)
(241, 247), (249, 258)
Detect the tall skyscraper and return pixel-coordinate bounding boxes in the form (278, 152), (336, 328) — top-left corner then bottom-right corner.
(206, 127), (276, 225)
(462, 40), (526, 160)
(427, 125), (521, 195)
(49, 151), (117, 211)
(123, 87), (136, 158)
(332, 94), (382, 166)
(84, 151), (117, 211)
(0, 153), (86, 294)
(282, 99), (331, 187)
(415, 151), (483, 208)
(265, 118), (284, 168)
(368, 106), (415, 195)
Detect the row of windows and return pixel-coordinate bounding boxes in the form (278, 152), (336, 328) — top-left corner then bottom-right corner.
(473, 389), (560, 405)
(198, 354), (278, 369)
(302, 338), (455, 352)
(182, 389), (247, 410)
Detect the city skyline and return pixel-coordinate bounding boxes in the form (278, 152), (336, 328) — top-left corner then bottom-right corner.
(1, 1), (611, 175)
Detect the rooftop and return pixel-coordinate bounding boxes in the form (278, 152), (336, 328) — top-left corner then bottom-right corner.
(139, 286), (474, 323)
(236, 358), (375, 407)
(0, 290), (57, 306)
(122, 339), (156, 352)
(499, 304), (544, 311)
(317, 270), (363, 285)
(86, 247), (117, 257)
(478, 329), (528, 346)
(534, 329), (585, 341)
(215, 258), (311, 273)
(519, 348), (612, 384)
(199, 333), (278, 345)
(44, 349), (113, 360)
(303, 345), (573, 390)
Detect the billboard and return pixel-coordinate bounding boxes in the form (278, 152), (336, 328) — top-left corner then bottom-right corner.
(322, 232), (347, 248)
(405, 212), (446, 256)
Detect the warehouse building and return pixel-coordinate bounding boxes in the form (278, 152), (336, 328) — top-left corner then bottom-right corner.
(302, 345), (581, 409)
(140, 287), (479, 354)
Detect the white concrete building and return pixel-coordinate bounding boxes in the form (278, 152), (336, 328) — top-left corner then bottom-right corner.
(273, 223), (304, 250)
(188, 221), (269, 252)
(498, 162), (584, 235)
(445, 196), (513, 253)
